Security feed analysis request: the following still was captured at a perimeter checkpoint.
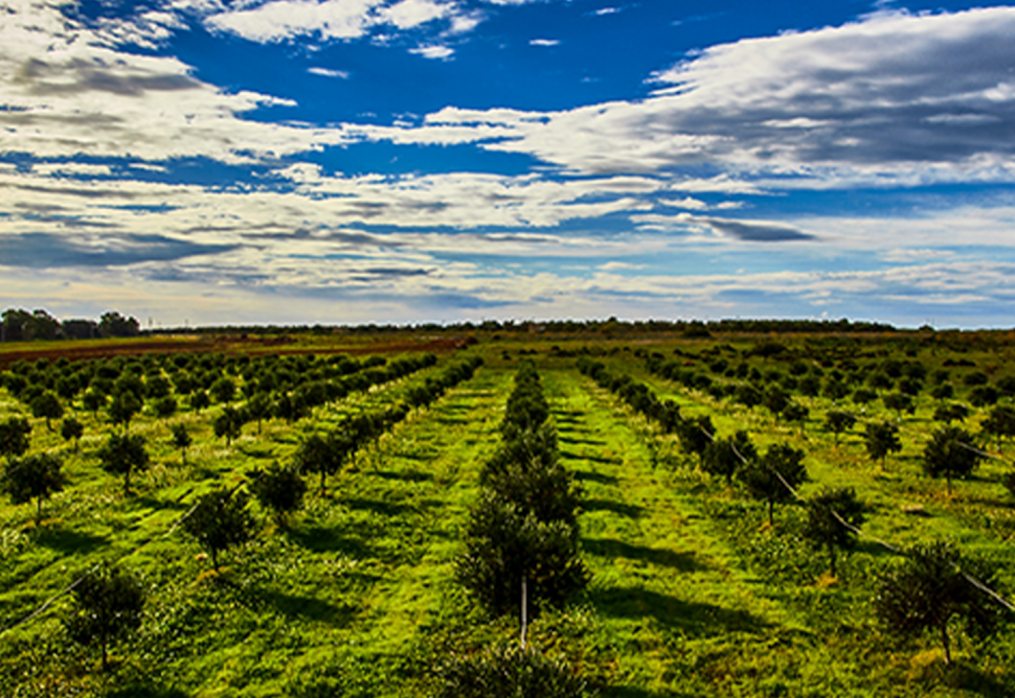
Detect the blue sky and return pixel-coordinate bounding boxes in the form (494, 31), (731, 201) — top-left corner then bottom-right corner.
(2, 0), (1015, 328)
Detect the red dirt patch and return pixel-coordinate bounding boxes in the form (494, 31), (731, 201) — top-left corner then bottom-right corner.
(0, 335), (476, 368)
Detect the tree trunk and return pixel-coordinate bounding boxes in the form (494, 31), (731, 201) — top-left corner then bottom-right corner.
(940, 622), (952, 664)
(124, 468), (131, 495)
(828, 541), (837, 577)
(768, 499), (774, 526)
(320, 468), (327, 495)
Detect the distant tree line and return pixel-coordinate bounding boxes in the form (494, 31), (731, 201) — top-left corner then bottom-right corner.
(1, 309), (139, 342)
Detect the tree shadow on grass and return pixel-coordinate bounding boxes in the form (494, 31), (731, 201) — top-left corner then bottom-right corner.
(343, 497), (415, 517)
(258, 588), (356, 626)
(573, 470), (619, 486)
(289, 524), (375, 558)
(436, 416), (469, 426)
(559, 435), (607, 446)
(561, 450), (620, 465)
(373, 469), (432, 483)
(583, 538), (706, 572)
(106, 685), (190, 698)
(591, 585), (768, 637)
(35, 526), (106, 554)
(582, 499), (645, 519)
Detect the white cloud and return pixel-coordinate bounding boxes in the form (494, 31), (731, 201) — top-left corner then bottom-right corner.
(308, 66), (350, 78)
(0, 0), (353, 163)
(529, 38), (559, 46)
(373, 7), (1015, 186)
(599, 261), (644, 271)
(380, 0), (452, 29)
(205, 0), (384, 42)
(202, 0), (481, 46)
(409, 43), (455, 59)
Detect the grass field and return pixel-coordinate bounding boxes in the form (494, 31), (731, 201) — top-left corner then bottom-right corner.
(1, 331), (1013, 696)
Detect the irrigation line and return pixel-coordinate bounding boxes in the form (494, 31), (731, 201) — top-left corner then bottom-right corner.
(696, 416), (1015, 613)
(588, 366), (1015, 615)
(0, 479), (237, 636)
(2, 359), (483, 637)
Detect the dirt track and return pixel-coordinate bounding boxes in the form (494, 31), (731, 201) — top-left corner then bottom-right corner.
(0, 336), (475, 368)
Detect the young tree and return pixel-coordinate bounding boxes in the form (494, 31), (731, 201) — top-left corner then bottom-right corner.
(0, 416), (32, 461)
(701, 430), (757, 486)
(934, 403), (970, 424)
(60, 416), (84, 451)
(824, 410), (857, 446)
(213, 405), (244, 446)
(980, 404), (1015, 449)
(249, 462), (307, 527)
(182, 488), (256, 571)
(739, 443), (807, 525)
(863, 421), (902, 469)
(210, 376), (236, 404)
(30, 391), (63, 431)
(246, 391), (272, 434)
(883, 392), (914, 419)
(107, 391), (142, 432)
(922, 425), (983, 495)
(96, 432), (150, 495)
(293, 432), (350, 494)
(2, 453), (66, 524)
(782, 401), (809, 434)
(82, 388), (106, 415)
(675, 414), (714, 466)
(64, 563), (145, 671)
(190, 389), (210, 413)
(874, 541), (1001, 664)
(762, 386), (789, 421)
(802, 487), (866, 577)
(435, 645), (589, 698)
(455, 494), (589, 616)
(152, 395), (177, 422)
(170, 423), (192, 465)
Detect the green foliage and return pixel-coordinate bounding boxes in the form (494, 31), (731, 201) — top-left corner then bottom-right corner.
(96, 432), (150, 494)
(980, 404), (1015, 447)
(60, 416), (84, 449)
(873, 541), (1002, 664)
(249, 461), (306, 526)
(170, 423), (191, 464)
(152, 396), (177, 420)
(934, 402), (970, 424)
(434, 645), (594, 698)
(190, 389), (210, 412)
(802, 487), (866, 576)
(883, 391), (914, 417)
(294, 432), (350, 493)
(922, 425), (983, 494)
(2, 452), (65, 523)
(863, 420), (902, 469)
(456, 494), (589, 616)
(108, 391), (142, 431)
(181, 487), (256, 571)
(64, 562), (146, 671)
(824, 410), (856, 444)
(702, 430), (756, 486)
(210, 377), (237, 403)
(739, 442), (807, 525)
(29, 390), (63, 430)
(213, 405), (244, 445)
(0, 415), (32, 460)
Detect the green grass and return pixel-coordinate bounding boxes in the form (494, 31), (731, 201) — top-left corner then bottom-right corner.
(1, 335), (1014, 696)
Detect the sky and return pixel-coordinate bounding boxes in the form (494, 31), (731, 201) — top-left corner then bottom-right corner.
(2, 0), (1015, 328)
